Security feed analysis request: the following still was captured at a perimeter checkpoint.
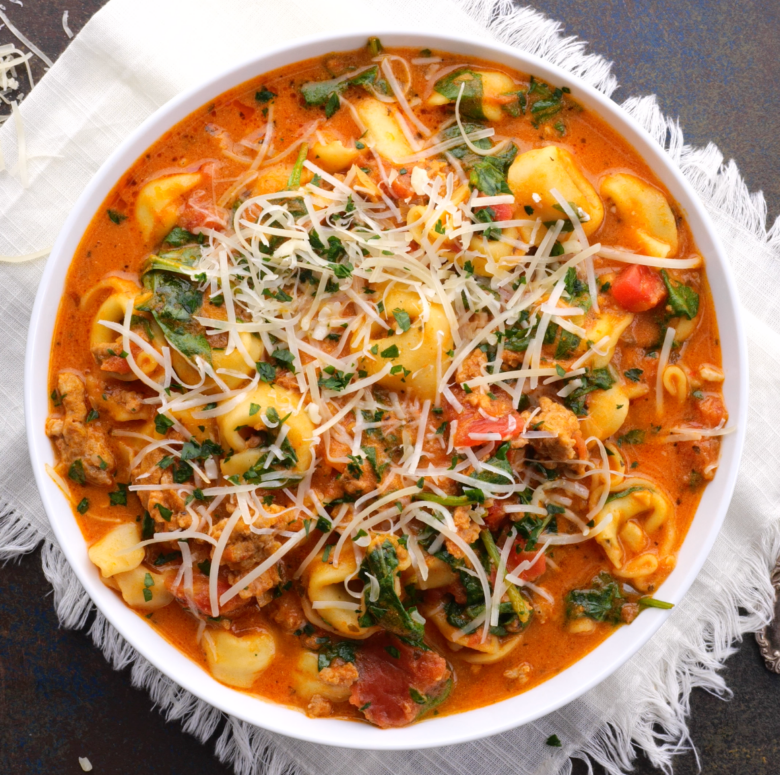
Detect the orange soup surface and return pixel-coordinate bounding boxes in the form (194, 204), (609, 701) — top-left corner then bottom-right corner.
(46, 39), (727, 727)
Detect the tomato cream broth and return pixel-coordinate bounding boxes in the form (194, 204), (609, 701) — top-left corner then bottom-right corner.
(47, 39), (727, 727)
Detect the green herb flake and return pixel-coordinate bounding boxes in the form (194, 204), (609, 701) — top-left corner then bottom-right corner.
(68, 459), (86, 485)
(255, 86), (276, 103)
(380, 344), (400, 358)
(154, 414), (175, 435)
(108, 484), (129, 507)
(392, 308), (411, 332)
(624, 368), (643, 382)
(617, 429), (645, 446)
(141, 511), (155, 541)
(660, 270), (699, 320)
(256, 361), (276, 383)
(153, 551), (182, 566)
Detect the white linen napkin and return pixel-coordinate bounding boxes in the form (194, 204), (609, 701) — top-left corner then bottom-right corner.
(2, 1), (779, 773)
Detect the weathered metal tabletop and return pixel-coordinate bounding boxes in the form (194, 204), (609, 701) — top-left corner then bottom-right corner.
(1, 1), (778, 772)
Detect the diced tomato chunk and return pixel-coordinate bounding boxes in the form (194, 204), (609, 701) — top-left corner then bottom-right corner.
(452, 410), (524, 447)
(100, 355), (131, 374)
(699, 395), (727, 426)
(388, 173), (413, 200)
(350, 634), (450, 728)
(179, 189), (226, 232)
(484, 502), (508, 531)
(507, 538), (546, 581)
(475, 203), (514, 222)
(610, 264), (667, 312)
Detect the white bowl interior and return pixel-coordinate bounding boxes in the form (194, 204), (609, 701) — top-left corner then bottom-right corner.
(25, 30), (748, 750)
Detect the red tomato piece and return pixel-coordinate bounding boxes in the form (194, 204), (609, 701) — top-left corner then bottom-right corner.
(388, 173), (413, 200)
(610, 264), (667, 312)
(350, 634), (450, 728)
(180, 189), (226, 232)
(100, 355), (131, 374)
(507, 539), (546, 581)
(474, 203), (514, 222)
(484, 502), (508, 531)
(453, 410), (524, 447)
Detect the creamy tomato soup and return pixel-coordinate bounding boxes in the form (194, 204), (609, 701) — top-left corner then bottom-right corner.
(46, 38), (727, 727)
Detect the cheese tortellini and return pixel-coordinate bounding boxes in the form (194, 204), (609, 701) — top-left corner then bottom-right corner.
(217, 383), (315, 476)
(87, 279), (162, 382)
(358, 287), (453, 402)
(580, 384), (630, 441)
(593, 480), (675, 583)
(422, 598), (523, 664)
(600, 173), (678, 257)
(310, 139), (360, 173)
(356, 98), (413, 163)
(88, 522), (144, 578)
(580, 308), (634, 368)
(114, 566), (174, 611)
(290, 650), (353, 702)
(507, 146), (604, 236)
(403, 554), (458, 590)
(135, 172), (202, 243)
(427, 69), (517, 122)
(302, 548), (380, 639)
(202, 629), (276, 688)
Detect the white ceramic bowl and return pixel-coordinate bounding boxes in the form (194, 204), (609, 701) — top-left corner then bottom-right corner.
(25, 30), (747, 750)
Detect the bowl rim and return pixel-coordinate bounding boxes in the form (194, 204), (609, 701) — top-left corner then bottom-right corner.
(24, 28), (748, 751)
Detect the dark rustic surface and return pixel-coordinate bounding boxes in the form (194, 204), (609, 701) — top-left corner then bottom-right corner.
(1, 1), (779, 773)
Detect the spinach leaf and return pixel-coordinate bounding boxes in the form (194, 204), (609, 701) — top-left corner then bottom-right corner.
(501, 90), (526, 117)
(564, 368), (615, 417)
(138, 271), (211, 362)
(474, 442), (514, 485)
(468, 144), (518, 196)
(555, 329), (581, 359)
(526, 77), (572, 128)
(360, 539), (424, 644)
(563, 266), (591, 311)
(514, 508), (557, 552)
(287, 143), (309, 189)
(433, 68), (484, 119)
(414, 488), (485, 507)
(142, 246), (202, 277)
(441, 122), (491, 158)
(164, 227), (206, 248)
(565, 572), (624, 624)
(660, 270), (699, 320)
(300, 65), (380, 108)
(605, 486), (648, 504)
